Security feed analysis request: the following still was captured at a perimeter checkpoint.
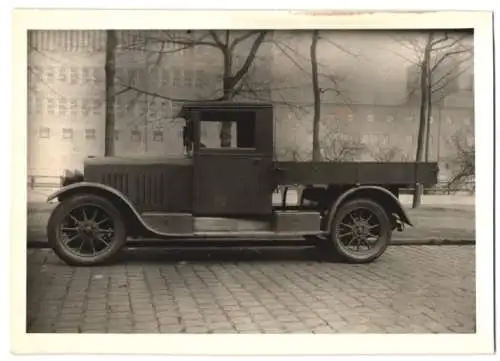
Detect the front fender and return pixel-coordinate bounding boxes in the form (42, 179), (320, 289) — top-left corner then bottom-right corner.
(47, 181), (128, 203)
(46, 182), (189, 238)
(326, 185), (412, 233)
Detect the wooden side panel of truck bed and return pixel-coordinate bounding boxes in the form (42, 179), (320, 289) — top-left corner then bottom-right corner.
(275, 162), (439, 187)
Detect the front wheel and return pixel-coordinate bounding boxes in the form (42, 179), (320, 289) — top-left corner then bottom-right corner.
(323, 198), (392, 263)
(47, 194), (127, 266)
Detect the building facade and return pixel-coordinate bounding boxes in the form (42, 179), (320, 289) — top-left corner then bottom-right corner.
(27, 30), (474, 182)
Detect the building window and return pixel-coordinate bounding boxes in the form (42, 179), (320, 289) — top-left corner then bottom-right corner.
(114, 129), (120, 140)
(146, 99), (157, 119)
(171, 101), (182, 117)
(81, 99), (91, 116)
(194, 69), (205, 87)
(340, 133), (350, 141)
(172, 69), (181, 87)
(35, 96), (43, 115)
(116, 97), (126, 117)
(70, 67), (79, 85)
(85, 128), (96, 140)
(45, 67), (55, 83)
(70, 99), (78, 116)
(57, 67), (67, 82)
(131, 129), (141, 142)
(183, 70), (193, 87)
(386, 115), (394, 123)
(153, 129), (164, 142)
(39, 127), (50, 139)
(47, 98), (56, 115)
(82, 67), (97, 85)
(161, 70), (170, 87)
(367, 114), (374, 122)
(57, 97), (68, 117)
(347, 114), (353, 122)
(62, 128), (73, 140)
(92, 99), (101, 116)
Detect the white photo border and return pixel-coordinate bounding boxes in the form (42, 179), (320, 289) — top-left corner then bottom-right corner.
(10, 9), (494, 355)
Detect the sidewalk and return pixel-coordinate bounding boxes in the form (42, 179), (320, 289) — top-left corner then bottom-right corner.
(25, 188), (475, 245)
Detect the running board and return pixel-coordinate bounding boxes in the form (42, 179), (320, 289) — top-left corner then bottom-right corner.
(140, 211), (323, 237)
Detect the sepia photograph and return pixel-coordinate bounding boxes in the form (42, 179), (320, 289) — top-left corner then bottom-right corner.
(11, 9), (494, 356)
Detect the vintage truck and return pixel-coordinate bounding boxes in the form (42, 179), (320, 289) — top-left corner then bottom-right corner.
(46, 101), (439, 266)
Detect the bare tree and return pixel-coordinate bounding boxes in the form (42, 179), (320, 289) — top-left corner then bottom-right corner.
(104, 30), (117, 156)
(446, 127), (475, 192)
(310, 30), (321, 161)
(277, 146), (303, 162)
(396, 31), (473, 207)
(114, 30), (269, 148)
(271, 32), (353, 162)
(370, 144), (409, 162)
(320, 124), (366, 161)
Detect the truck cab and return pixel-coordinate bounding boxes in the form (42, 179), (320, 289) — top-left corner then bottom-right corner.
(180, 102), (275, 217)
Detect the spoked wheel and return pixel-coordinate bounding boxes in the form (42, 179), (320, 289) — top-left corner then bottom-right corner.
(323, 198), (392, 263)
(47, 194), (127, 266)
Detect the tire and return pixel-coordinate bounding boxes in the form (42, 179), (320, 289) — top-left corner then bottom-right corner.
(47, 194), (127, 266)
(326, 198), (392, 263)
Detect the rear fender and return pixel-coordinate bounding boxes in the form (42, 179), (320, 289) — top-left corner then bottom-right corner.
(46, 182), (179, 237)
(325, 185), (412, 233)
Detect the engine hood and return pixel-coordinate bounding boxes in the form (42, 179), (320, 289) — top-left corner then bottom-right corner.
(84, 155), (193, 167)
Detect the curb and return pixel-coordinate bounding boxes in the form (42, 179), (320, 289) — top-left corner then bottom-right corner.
(26, 238), (475, 249)
(390, 239), (475, 246)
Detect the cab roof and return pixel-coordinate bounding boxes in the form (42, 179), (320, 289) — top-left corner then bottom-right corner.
(181, 101), (273, 110)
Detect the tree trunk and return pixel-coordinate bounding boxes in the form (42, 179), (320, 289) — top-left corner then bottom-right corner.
(220, 51), (233, 148)
(104, 30), (117, 156)
(424, 98), (432, 162)
(310, 30), (321, 161)
(412, 41), (431, 209)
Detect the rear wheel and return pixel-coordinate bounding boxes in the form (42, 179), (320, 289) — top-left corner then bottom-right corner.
(47, 194), (127, 266)
(322, 198), (392, 263)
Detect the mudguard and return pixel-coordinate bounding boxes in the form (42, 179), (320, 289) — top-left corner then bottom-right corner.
(46, 182), (187, 237)
(325, 185), (413, 233)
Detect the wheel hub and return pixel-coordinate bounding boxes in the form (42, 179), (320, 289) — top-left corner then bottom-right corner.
(79, 221), (96, 235)
(353, 221), (368, 238)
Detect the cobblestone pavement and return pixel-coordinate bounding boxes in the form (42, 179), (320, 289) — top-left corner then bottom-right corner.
(26, 245), (475, 334)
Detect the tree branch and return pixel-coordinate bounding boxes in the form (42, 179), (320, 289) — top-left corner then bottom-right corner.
(155, 31), (220, 48)
(229, 31), (261, 52)
(431, 49), (472, 72)
(208, 30), (225, 49)
(230, 31), (268, 88)
(116, 83), (224, 103)
(431, 56), (471, 90)
(432, 34), (470, 52)
(430, 32), (449, 48)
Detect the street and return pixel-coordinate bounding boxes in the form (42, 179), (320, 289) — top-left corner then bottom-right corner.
(26, 245), (475, 334)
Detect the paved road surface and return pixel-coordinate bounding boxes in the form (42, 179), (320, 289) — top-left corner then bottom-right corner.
(26, 245), (475, 334)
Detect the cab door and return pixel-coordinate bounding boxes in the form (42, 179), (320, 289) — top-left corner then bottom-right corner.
(193, 150), (272, 216)
(191, 109), (274, 217)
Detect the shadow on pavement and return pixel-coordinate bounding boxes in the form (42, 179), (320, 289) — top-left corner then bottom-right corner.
(108, 246), (338, 265)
